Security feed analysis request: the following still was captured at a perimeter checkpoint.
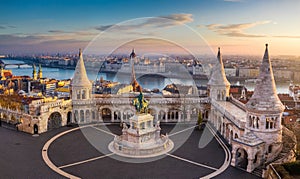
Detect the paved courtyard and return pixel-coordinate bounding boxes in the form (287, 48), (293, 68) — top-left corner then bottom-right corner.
(0, 123), (261, 179)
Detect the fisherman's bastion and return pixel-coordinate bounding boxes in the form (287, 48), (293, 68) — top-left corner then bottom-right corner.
(0, 45), (297, 178)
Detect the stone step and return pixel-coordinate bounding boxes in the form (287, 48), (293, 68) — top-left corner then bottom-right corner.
(252, 167), (263, 178)
(0, 121), (17, 131)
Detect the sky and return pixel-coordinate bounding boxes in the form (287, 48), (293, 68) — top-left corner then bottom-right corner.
(0, 0), (300, 56)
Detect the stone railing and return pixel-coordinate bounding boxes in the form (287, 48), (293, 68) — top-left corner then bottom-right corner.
(212, 100), (245, 129)
(230, 95), (247, 111)
(94, 94), (209, 105)
(265, 164), (282, 179)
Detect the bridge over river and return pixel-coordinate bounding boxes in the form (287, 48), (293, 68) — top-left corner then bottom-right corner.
(0, 59), (31, 69)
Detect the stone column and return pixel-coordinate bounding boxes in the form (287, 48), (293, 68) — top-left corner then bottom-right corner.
(121, 111), (124, 122)
(178, 112), (181, 122)
(187, 111), (191, 121)
(155, 114), (159, 123)
(165, 112), (168, 122)
(231, 146), (237, 166)
(247, 158), (255, 172)
(111, 110), (114, 122)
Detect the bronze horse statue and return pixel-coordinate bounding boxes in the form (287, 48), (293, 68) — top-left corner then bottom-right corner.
(133, 92), (149, 114)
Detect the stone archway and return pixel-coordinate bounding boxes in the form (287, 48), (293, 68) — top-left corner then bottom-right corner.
(101, 108), (112, 122)
(86, 110), (90, 123)
(113, 110), (121, 121)
(33, 124), (39, 134)
(253, 151), (262, 166)
(48, 112), (62, 130)
(235, 148), (248, 170)
(74, 110), (79, 123)
(168, 109), (178, 121)
(230, 130), (233, 144)
(123, 109), (134, 121)
(67, 111), (72, 124)
(80, 110), (84, 122)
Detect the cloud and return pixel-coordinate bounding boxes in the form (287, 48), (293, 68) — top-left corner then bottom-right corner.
(0, 34), (89, 54)
(94, 13), (193, 32)
(273, 35), (300, 38)
(205, 21), (270, 38)
(48, 30), (69, 33)
(94, 25), (114, 31)
(0, 24), (17, 30)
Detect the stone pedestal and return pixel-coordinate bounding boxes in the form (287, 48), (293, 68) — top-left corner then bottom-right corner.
(109, 113), (174, 158)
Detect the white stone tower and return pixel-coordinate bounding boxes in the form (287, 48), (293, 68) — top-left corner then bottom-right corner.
(71, 49), (95, 123)
(245, 44), (285, 162)
(207, 47), (230, 101)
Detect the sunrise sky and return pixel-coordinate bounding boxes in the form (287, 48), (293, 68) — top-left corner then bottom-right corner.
(1, 0), (300, 56)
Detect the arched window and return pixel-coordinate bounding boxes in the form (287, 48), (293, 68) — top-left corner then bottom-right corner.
(268, 145), (272, 153)
(92, 111), (95, 120)
(249, 116), (252, 127)
(270, 118), (273, 129)
(82, 89), (86, 99)
(266, 118), (269, 129)
(77, 90), (81, 99)
(222, 90), (225, 100)
(256, 117), (260, 129)
(234, 133), (238, 139)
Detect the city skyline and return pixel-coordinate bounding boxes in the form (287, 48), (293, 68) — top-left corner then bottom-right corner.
(0, 0), (300, 56)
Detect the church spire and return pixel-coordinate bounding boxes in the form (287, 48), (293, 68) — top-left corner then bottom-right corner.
(246, 44), (284, 113)
(38, 64), (42, 79)
(129, 49), (142, 92)
(0, 66), (6, 80)
(72, 48), (91, 87)
(32, 64), (37, 80)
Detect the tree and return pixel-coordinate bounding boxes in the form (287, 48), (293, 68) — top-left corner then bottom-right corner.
(197, 112), (204, 130)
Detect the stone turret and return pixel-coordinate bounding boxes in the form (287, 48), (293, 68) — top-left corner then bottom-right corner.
(246, 44), (284, 113)
(72, 49), (91, 88)
(207, 47), (230, 101)
(71, 49), (95, 124)
(245, 44), (284, 162)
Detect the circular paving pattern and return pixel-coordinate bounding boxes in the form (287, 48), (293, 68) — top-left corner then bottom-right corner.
(42, 123), (231, 179)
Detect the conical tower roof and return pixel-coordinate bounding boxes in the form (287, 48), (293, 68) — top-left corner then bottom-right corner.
(246, 44), (284, 113)
(207, 47), (230, 87)
(72, 49), (91, 87)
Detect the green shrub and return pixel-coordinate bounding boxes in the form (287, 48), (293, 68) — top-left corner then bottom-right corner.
(274, 165), (292, 179)
(283, 161), (300, 176)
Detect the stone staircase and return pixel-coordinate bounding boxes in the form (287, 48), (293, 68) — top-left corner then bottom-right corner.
(0, 121), (17, 131)
(252, 167), (263, 178)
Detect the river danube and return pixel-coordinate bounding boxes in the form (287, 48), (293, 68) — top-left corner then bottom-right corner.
(2, 59), (289, 93)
